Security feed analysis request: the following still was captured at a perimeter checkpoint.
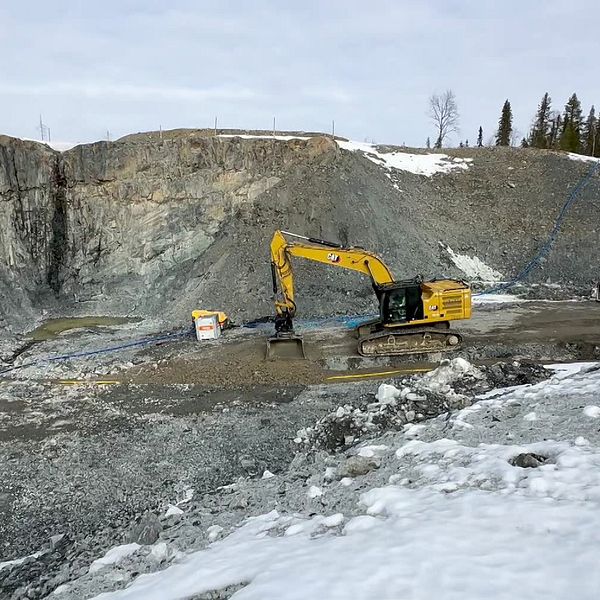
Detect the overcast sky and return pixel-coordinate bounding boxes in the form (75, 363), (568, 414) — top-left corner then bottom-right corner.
(1, 0), (599, 147)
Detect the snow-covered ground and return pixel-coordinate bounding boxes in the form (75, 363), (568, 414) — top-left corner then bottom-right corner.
(567, 152), (600, 164)
(0, 551), (44, 573)
(218, 134), (311, 141)
(472, 293), (522, 304)
(337, 140), (473, 177)
(63, 361), (600, 600)
(440, 242), (503, 282)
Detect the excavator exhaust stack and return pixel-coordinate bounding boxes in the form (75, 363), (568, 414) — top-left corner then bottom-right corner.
(266, 334), (306, 360)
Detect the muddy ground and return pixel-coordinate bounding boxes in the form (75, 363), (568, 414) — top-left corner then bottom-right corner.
(1, 299), (600, 599)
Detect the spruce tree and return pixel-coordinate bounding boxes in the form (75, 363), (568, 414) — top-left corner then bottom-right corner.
(477, 126), (483, 147)
(529, 92), (552, 148)
(548, 112), (562, 149)
(582, 106), (597, 156)
(521, 138), (529, 148)
(559, 93), (583, 153)
(426, 136), (431, 149)
(495, 100), (512, 146)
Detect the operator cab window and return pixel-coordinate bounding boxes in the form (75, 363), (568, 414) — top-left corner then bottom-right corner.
(384, 289), (407, 323)
(382, 286), (424, 324)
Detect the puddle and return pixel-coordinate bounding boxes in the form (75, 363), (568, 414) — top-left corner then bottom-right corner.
(28, 316), (141, 341)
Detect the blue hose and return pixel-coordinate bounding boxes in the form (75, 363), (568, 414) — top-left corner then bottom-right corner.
(477, 160), (599, 296)
(0, 328), (192, 375)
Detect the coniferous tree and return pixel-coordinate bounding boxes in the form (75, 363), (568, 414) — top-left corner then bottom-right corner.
(477, 126), (483, 147)
(521, 138), (529, 148)
(529, 92), (552, 148)
(426, 136), (431, 149)
(548, 112), (562, 149)
(582, 106), (597, 156)
(559, 93), (583, 153)
(495, 100), (512, 146)
(465, 139), (469, 147)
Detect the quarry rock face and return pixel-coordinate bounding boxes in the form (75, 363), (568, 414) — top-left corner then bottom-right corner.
(0, 129), (599, 333)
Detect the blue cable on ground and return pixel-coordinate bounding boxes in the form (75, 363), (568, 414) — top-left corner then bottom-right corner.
(477, 160), (599, 296)
(0, 328), (192, 376)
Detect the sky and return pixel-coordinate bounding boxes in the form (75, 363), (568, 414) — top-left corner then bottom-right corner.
(1, 0), (599, 147)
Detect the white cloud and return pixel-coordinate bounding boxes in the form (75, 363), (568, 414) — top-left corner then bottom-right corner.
(0, 82), (261, 102)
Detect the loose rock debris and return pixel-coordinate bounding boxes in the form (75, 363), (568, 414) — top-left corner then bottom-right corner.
(295, 359), (548, 451)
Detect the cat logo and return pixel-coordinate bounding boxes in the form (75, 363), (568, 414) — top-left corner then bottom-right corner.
(327, 252), (340, 263)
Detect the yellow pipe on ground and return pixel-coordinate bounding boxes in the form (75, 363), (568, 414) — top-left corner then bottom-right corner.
(325, 367), (432, 381)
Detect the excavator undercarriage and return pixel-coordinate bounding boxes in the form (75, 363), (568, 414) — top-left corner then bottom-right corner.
(357, 323), (461, 357)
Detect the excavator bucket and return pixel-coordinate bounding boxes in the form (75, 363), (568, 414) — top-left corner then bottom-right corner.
(266, 334), (306, 360)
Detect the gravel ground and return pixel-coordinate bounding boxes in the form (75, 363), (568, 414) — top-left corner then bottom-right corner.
(13, 358), (589, 600)
(1, 299), (600, 598)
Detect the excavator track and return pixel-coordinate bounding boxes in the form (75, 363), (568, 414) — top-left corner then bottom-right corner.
(358, 327), (462, 357)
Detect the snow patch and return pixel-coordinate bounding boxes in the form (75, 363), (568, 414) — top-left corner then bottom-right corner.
(583, 405), (600, 418)
(441, 242), (503, 281)
(150, 542), (170, 562)
(357, 445), (389, 458)
(88, 543), (140, 574)
(307, 485), (323, 498)
(545, 362), (598, 379)
(472, 293), (521, 304)
(337, 140), (473, 177)
(206, 525), (224, 542)
(218, 134), (311, 141)
(567, 152), (600, 164)
(0, 551), (44, 572)
(164, 505), (183, 517)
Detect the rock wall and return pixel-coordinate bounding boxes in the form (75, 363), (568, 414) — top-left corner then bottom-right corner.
(0, 130), (599, 333)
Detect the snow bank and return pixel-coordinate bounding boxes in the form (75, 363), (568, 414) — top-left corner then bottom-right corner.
(567, 152), (600, 164)
(440, 242), (503, 281)
(90, 452), (600, 600)
(337, 140), (473, 177)
(85, 364), (600, 600)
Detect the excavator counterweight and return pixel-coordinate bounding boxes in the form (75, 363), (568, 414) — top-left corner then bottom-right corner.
(267, 230), (471, 359)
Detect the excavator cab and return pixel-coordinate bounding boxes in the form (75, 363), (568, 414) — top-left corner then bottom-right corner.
(377, 281), (424, 325)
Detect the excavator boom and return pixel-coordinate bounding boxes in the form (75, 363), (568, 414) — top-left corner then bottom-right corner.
(270, 230), (395, 318)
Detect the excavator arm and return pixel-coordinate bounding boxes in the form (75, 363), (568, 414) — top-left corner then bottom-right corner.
(270, 230), (395, 325)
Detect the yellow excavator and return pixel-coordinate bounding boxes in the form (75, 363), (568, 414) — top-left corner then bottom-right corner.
(267, 230), (472, 359)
